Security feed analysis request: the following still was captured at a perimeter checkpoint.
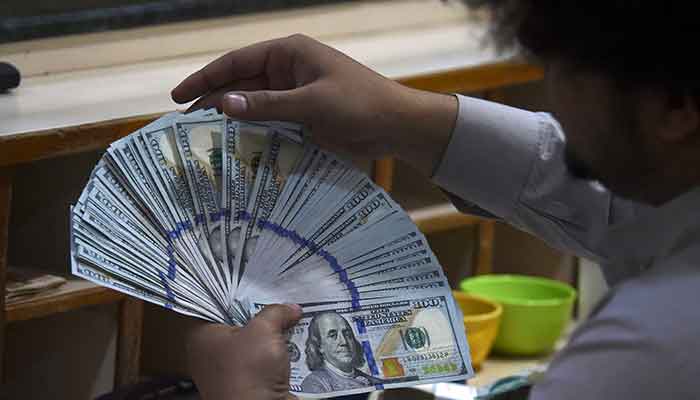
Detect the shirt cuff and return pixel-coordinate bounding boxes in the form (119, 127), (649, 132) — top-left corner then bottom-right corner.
(432, 94), (542, 219)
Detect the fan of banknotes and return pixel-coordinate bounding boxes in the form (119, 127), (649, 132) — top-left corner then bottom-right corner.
(70, 109), (473, 397)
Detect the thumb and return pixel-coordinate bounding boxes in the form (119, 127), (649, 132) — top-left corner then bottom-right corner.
(223, 88), (310, 122)
(250, 304), (303, 333)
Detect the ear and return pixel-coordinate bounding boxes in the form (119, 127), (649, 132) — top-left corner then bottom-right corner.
(657, 93), (700, 143)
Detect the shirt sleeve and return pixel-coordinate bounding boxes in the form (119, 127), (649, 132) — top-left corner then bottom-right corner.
(530, 262), (700, 400)
(432, 95), (642, 263)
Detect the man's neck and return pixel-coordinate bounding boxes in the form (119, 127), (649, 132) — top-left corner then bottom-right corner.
(643, 145), (700, 206)
(635, 169), (700, 206)
(609, 154), (700, 206)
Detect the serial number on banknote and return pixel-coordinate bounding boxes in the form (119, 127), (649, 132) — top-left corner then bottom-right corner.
(403, 351), (452, 362)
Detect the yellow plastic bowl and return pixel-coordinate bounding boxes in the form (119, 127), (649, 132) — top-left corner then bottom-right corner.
(452, 291), (502, 369)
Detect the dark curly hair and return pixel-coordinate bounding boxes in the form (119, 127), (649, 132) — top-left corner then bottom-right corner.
(305, 312), (365, 371)
(464, 1), (699, 99)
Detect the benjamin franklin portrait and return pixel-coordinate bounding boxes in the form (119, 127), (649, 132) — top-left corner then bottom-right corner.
(300, 311), (382, 393)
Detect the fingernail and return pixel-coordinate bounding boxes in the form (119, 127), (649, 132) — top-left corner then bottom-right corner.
(224, 93), (248, 114)
(284, 303), (303, 314)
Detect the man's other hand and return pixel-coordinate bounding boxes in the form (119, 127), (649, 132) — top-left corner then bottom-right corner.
(186, 304), (303, 400)
(171, 34), (457, 176)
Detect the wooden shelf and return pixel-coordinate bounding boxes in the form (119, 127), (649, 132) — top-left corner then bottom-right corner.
(386, 159), (495, 276)
(390, 159), (485, 235)
(5, 279), (124, 323)
(409, 203), (483, 235)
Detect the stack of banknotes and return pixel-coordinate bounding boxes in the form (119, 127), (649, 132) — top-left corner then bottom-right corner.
(70, 109), (473, 397)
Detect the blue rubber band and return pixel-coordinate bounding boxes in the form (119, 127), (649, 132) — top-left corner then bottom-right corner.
(355, 317), (366, 334)
(158, 270), (176, 302)
(352, 297), (361, 309)
(361, 340), (383, 389)
(327, 255), (341, 272)
(256, 218), (362, 310)
(167, 259), (177, 280)
(337, 269), (348, 282)
(346, 281), (360, 307)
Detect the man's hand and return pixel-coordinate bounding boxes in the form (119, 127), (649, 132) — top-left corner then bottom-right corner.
(186, 304), (303, 400)
(171, 34), (458, 176)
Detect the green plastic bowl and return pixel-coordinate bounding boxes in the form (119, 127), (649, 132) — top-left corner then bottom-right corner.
(460, 274), (576, 356)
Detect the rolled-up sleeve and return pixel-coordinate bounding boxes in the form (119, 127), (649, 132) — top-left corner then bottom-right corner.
(432, 95), (643, 264)
(433, 95), (542, 220)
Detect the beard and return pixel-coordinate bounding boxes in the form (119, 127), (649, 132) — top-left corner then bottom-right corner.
(563, 126), (655, 202)
(564, 145), (600, 181)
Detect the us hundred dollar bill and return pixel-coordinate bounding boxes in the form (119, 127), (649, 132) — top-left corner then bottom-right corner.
(174, 116), (228, 287)
(224, 124), (271, 285)
(254, 292), (473, 398)
(234, 132), (303, 281)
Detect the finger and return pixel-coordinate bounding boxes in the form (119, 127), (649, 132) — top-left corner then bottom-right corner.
(250, 304), (303, 333)
(185, 322), (238, 359)
(172, 39), (279, 103)
(222, 87), (312, 123)
(186, 91), (225, 113)
(186, 76), (270, 112)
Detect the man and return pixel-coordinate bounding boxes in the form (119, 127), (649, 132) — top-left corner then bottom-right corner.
(301, 312), (380, 393)
(180, 2), (700, 399)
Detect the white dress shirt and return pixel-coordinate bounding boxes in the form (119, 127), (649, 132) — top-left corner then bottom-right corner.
(433, 95), (700, 398)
